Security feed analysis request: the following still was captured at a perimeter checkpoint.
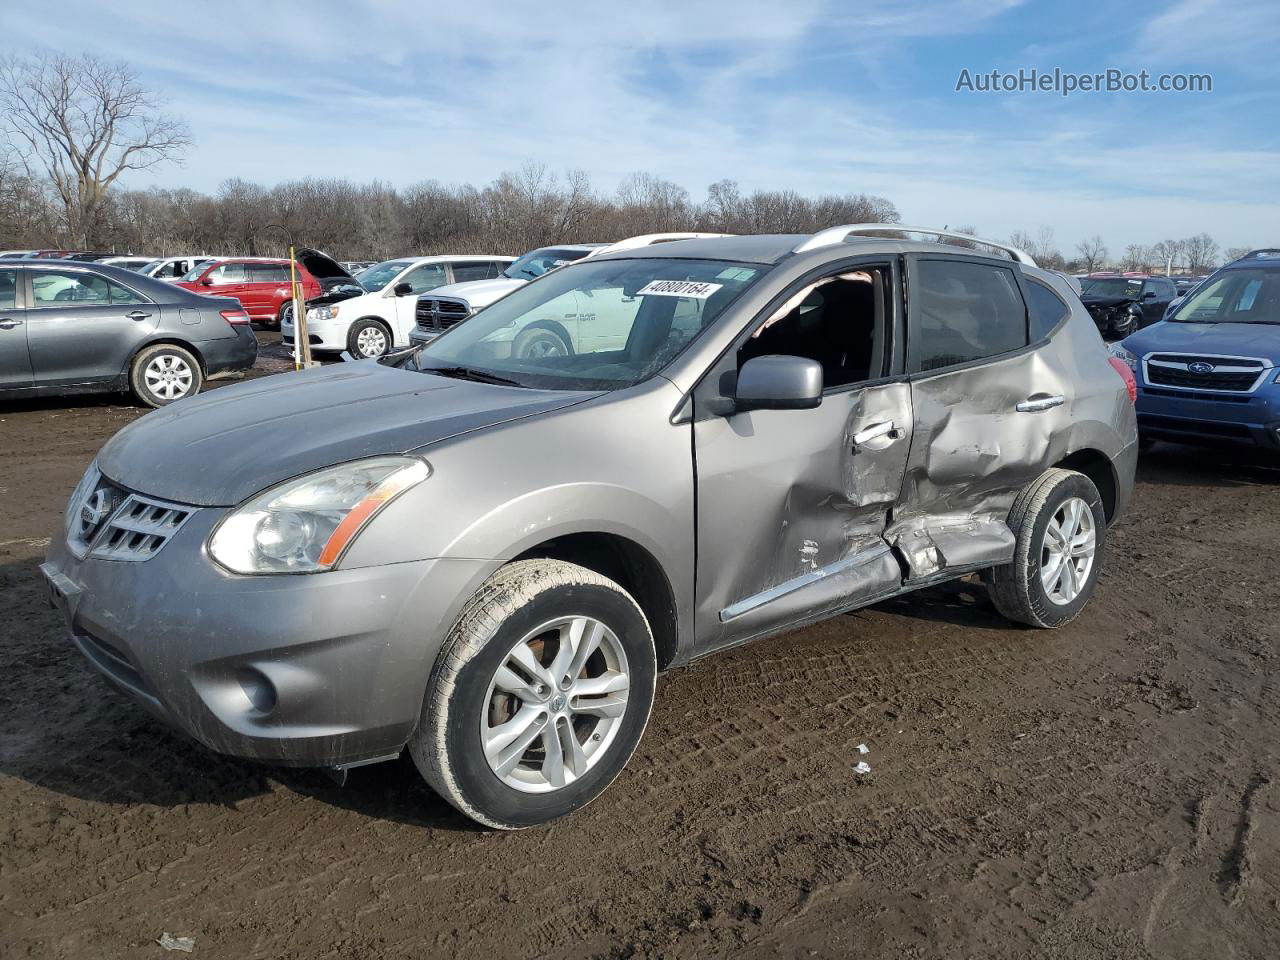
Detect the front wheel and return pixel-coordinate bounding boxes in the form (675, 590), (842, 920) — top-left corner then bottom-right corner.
(347, 319), (392, 359)
(410, 559), (657, 829)
(130, 344), (203, 407)
(988, 468), (1106, 628)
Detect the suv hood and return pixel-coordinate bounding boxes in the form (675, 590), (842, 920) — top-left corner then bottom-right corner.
(1124, 320), (1280, 361)
(1081, 294), (1138, 309)
(97, 362), (596, 506)
(426, 277), (525, 309)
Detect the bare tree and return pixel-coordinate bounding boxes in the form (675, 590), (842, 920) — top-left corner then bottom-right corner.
(0, 53), (190, 247)
(1121, 243), (1150, 272)
(1223, 246), (1253, 263)
(1182, 232), (1219, 274)
(1075, 235), (1109, 273)
(1150, 239), (1183, 274)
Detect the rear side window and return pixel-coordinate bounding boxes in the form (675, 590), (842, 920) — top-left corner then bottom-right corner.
(246, 263), (289, 282)
(450, 261), (495, 283)
(1025, 279), (1070, 340)
(909, 259), (1028, 373)
(0, 269), (16, 309)
(30, 271), (144, 306)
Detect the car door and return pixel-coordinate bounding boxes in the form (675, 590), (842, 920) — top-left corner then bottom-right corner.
(392, 262), (451, 338)
(0, 267), (32, 388)
(690, 259), (912, 655)
(201, 261), (250, 312)
(242, 262), (290, 320)
(888, 254), (1071, 580)
(26, 269), (159, 386)
(1143, 279), (1173, 326)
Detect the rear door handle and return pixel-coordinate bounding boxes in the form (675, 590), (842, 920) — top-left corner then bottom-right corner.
(126, 311), (152, 321)
(1016, 394), (1065, 413)
(0, 318), (23, 330)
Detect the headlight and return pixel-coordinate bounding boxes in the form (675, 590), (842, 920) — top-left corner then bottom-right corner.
(306, 305), (340, 321)
(208, 457), (429, 574)
(1109, 344), (1138, 371)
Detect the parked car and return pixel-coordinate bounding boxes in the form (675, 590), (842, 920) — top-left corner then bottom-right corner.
(1113, 248), (1280, 449)
(139, 256), (214, 282)
(0, 249), (35, 259)
(175, 250), (359, 327)
(41, 226), (1136, 828)
(409, 234), (729, 348)
(100, 256), (156, 272)
(285, 255), (514, 358)
(343, 261), (376, 274)
(1080, 274), (1176, 337)
(0, 259), (256, 407)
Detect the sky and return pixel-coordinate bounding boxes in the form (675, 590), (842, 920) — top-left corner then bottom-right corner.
(3, 0), (1277, 253)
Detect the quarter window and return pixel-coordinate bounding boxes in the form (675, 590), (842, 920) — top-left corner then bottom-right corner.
(909, 259), (1028, 373)
(1024, 279), (1070, 340)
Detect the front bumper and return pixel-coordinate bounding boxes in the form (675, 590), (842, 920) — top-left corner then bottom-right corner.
(281, 316), (347, 353)
(1136, 382), (1280, 448)
(42, 504), (501, 768)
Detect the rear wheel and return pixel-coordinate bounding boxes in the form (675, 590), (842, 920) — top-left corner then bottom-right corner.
(410, 559), (657, 829)
(347, 319), (392, 359)
(130, 344), (203, 407)
(988, 468), (1106, 628)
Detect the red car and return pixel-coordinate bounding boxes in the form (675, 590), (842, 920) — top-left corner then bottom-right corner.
(175, 250), (359, 327)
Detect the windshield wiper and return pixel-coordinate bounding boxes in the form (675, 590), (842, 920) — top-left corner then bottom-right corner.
(425, 365), (525, 387)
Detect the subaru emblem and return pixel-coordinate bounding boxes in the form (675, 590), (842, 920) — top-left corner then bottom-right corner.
(1188, 361), (1215, 375)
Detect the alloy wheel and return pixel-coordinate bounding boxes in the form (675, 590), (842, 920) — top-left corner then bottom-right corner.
(481, 616), (630, 793)
(356, 326), (388, 357)
(143, 355), (194, 401)
(1040, 496), (1097, 605)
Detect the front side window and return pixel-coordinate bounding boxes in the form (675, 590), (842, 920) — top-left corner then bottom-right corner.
(909, 259), (1028, 373)
(1171, 268), (1280, 324)
(400, 263), (448, 294)
(738, 267), (888, 389)
(413, 257), (765, 390)
(205, 263), (246, 285)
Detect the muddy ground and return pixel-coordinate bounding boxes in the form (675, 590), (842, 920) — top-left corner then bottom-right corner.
(2, 334), (1279, 959)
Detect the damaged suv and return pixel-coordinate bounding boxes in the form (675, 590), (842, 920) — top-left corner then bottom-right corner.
(42, 227), (1137, 829)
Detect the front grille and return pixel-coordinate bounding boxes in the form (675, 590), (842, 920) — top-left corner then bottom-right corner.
(1141, 387), (1253, 404)
(66, 466), (193, 561)
(1138, 413), (1253, 439)
(1143, 354), (1270, 393)
(415, 297), (471, 333)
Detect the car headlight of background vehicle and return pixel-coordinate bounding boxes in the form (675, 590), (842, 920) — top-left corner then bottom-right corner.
(306, 304), (342, 321)
(209, 457), (429, 574)
(1109, 344), (1138, 371)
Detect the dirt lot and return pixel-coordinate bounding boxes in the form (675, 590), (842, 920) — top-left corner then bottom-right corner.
(2, 336), (1279, 959)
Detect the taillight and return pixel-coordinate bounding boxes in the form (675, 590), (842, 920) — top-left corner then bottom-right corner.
(1108, 356), (1137, 404)
(220, 308), (251, 326)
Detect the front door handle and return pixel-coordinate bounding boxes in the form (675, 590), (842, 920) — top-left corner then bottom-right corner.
(1016, 394), (1065, 413)
(852, 420), (899, 451)
(126, 311), (152, 321)
(0, 318), (23, 330)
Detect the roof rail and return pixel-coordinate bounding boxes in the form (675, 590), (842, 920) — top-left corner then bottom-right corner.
(1237, 248), (1280, 261)
(586, 232), (735, 258)
(792, 223), (1037, 266)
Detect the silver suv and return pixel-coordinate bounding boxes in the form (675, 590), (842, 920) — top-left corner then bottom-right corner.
(41, 226), (1137, 828)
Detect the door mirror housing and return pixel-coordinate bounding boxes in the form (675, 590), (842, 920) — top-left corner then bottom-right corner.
(199, 278), (213, 286)
(735, 355), (823, 412)
(1142, 290), (1158, 299)
(393, 282), (414, 297)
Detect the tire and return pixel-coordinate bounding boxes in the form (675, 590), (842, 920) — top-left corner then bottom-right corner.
(512, 326), (570, 360)
(130, 344), (203, 408)
(409, 559), (657, 829)
(276, 302), (292, 329)
(347, 318), (392, 359)
(988, 468), (1106, 629)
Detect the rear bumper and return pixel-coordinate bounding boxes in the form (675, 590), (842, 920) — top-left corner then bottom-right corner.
(201, 326), (258, 378)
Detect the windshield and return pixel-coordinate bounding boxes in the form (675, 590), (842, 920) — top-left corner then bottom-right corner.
(1083, 277), (1143, 298)
(1170, 268), (1280, 324)
(502, 247), (593, 281)
(355, 259), (415, 292)
(411, 257), (766, 390)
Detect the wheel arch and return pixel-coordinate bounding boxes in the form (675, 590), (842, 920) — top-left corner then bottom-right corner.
(1053, 448), (1118, 523)
(518, 319), (575, 354)
(126, 336), (206, 376)
(511, 533), (679, 670)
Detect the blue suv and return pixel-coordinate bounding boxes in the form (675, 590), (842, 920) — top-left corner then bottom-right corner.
(1113, 249), (1280, 449)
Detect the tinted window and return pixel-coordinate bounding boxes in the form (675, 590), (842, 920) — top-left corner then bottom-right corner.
(450, 261), (495, 283)
(0, 269), (16, 309)
(207, 263), (246, 285)
(400, 263), (448, 294)
(739, 268), (886, 389)
(246, 263), (289, 282)
(909, 259), (1027, 373)
(1025, 279), (1070, 340)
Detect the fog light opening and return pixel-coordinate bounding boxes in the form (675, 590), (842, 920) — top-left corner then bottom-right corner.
(237, 667), (277, 714)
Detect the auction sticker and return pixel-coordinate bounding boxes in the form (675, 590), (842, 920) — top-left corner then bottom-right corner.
(636, 280), (724, 299)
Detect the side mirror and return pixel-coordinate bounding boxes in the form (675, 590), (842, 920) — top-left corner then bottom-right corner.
(735, 355), (823, 412)
(1142, 290), (1157, 299)
(200, 278), (213, 286)
(393, 282), (413, 297)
